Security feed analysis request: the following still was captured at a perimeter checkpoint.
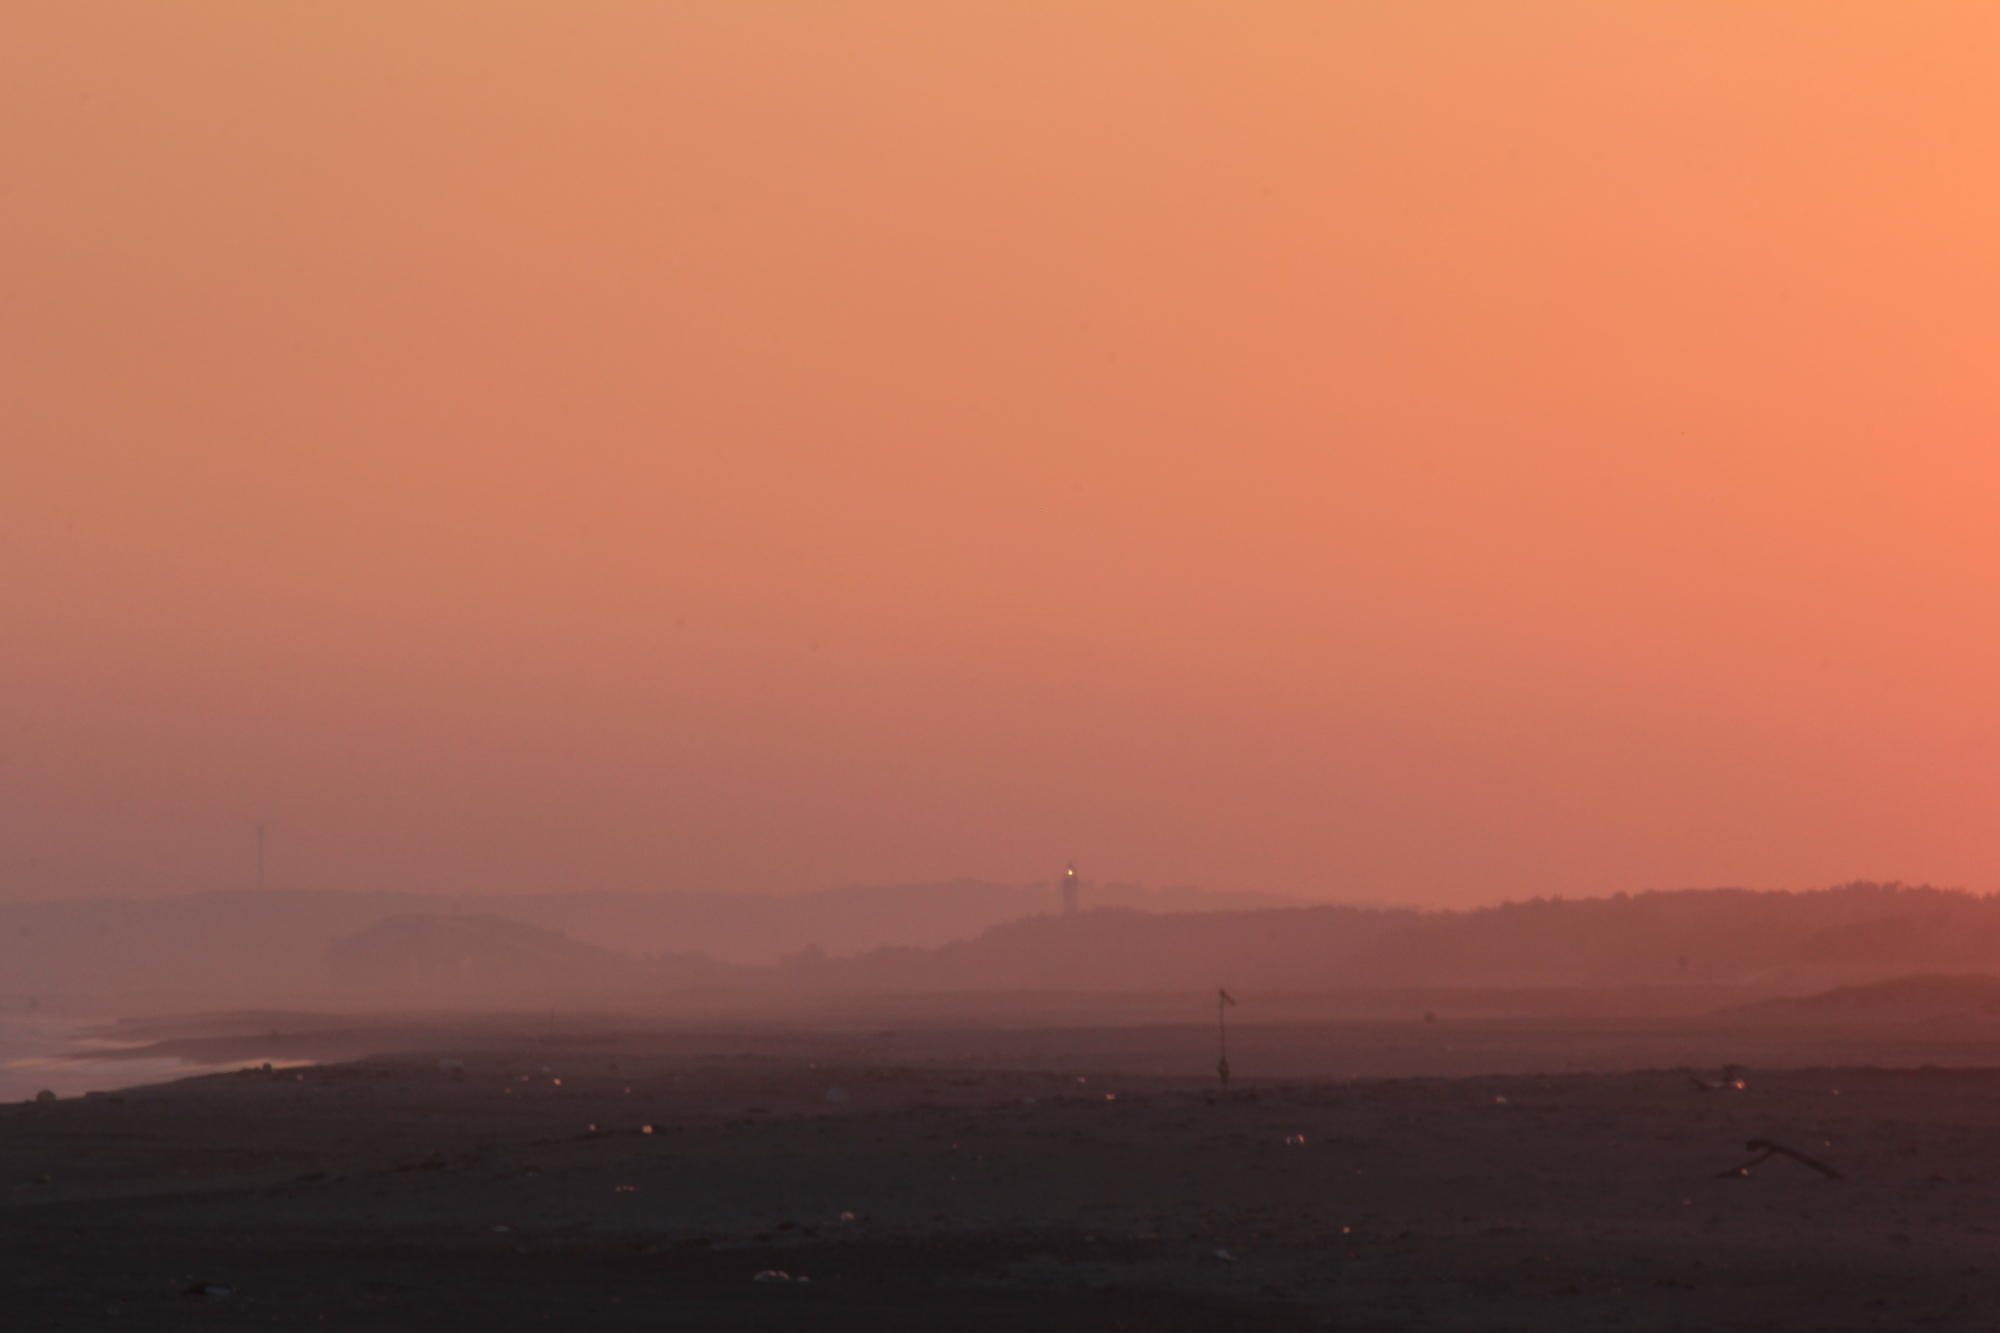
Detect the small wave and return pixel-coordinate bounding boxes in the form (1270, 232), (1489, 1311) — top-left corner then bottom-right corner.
(0, 1015), (310, 1101)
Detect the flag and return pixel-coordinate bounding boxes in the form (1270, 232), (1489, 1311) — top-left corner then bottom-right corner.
(1218, 988), (1237, 1006)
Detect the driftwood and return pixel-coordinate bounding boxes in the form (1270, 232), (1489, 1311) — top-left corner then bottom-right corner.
(1690, 1064), (1745, 1092)
(1719, 1137), (1842, 1180)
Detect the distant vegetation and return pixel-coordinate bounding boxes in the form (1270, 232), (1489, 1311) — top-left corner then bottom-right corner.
(7, 881), (2000, 1010)
(776, 882), (2000, 996)
(326, 914), (654, 997)
(0, 879), (1293, 1007)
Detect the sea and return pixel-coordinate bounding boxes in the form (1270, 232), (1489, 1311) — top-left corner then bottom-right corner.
(0, 1014), (302, 1103)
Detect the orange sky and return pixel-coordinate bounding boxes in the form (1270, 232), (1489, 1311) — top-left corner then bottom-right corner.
(5, 3), (2000, 905)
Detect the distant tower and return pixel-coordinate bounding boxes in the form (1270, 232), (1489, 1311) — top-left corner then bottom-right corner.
(1061, 862), (1078, 916)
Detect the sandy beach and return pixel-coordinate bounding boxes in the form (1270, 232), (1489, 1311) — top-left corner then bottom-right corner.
(6, 1014), (1999, 1330)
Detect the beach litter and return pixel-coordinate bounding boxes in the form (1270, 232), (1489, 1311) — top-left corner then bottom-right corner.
(1719, 1137), (1842, 1180)
(1691, 1064), (1746, 1092)
(1213, 1249), (1236, 1262)
(753, 1270), (809, 1284)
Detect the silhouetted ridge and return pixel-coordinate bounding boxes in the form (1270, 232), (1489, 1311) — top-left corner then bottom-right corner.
(326, 914), (648, 997)
(1728, 974), (2000, 1022)
(782, 904), (1420, 992)
(0, 879), (1299, 1004)
(9, 881), (1996, 1008)
(778, 883), (2000, 995)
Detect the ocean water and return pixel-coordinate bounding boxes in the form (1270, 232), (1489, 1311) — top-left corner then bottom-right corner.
(0, 1015), (305, 1102)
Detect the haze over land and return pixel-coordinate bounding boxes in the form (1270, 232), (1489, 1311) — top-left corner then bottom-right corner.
(0, 878), (1294, 1007)
(7, 881), (1999, 1016)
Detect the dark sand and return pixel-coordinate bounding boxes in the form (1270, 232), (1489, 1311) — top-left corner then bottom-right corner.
(6, 1015), (2000, 1330)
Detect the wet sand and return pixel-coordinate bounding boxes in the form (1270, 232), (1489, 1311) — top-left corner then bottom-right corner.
(5, 1018), (2000, 1330)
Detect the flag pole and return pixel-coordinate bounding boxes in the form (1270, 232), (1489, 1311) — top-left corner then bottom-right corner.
(1216, 988), (1236, 1087)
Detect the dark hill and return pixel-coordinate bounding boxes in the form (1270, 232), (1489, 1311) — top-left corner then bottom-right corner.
(0, 879), (1295, 1005)
(789, 884), (2000, 996)
(1727, 974), (2000, 1023)
(325, 915), (651, 999)
(781, 904), (1419, 993)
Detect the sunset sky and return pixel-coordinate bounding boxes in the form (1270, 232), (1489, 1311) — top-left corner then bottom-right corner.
(5, 3), (2000, 906)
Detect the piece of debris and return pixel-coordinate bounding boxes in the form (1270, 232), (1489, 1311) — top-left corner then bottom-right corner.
(838, 1211), (856, 1223)
(825, 1087), (850, 1105)
(183, 1283), (231, 1299)
(1284, 1134), (1306, 1146)
(1720, 1137), (1842, 1180)
(752, 1269), (809, 1283)
(1213, 1248), (1236, 1262)
(1690, 1064), (1746, 1092)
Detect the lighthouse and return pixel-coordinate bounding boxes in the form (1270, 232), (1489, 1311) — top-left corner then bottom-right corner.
(1061, 862), (1078, 916)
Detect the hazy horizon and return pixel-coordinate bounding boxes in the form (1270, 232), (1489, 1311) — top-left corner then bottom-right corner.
(0, 870), (1347, 910)
(9, 4), (2000, 912)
